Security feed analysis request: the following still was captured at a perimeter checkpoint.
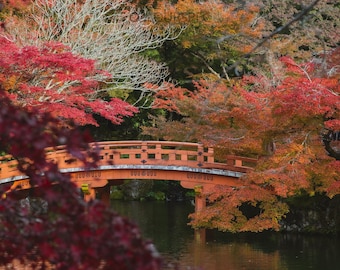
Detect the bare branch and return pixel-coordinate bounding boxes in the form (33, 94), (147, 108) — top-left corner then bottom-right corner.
(6, 0), (182, 106)
(224, 0), (321, 76)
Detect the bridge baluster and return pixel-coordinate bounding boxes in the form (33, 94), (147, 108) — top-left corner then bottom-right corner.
(234, 159), (242, 167)
(167, 147), (176, 161)
(141, 142), (148, 162)
(181, 153), (187, 161)
(207, 148), (214, 163)
(155, 144), (162, 160)
(197, 144), (204, 166)
(226, 156), (234, 166)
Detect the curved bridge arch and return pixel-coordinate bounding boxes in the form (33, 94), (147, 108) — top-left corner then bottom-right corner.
(0, 141), (257, 210)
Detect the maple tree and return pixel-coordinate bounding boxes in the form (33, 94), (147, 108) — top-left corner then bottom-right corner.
(257, 0), (340, 60)
(0, 93), (161, 269)
(149, 0), (265, 81)
(0, 37), (137, 126)
(0, 0), (30, 12)
(0, 2), (163, 267)
(140, 0), (340, 87)
(144, 47), (340, 232)
(1, 0), (337, 236)
(141, 0), (340, 232)
(2, 0), (178, 106)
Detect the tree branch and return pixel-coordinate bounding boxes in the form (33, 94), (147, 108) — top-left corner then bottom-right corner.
(224, 0), (321, 76)
(6, 0), (182, 107)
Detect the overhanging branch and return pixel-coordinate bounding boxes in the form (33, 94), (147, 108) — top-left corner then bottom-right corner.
(224, 0), (322, 76)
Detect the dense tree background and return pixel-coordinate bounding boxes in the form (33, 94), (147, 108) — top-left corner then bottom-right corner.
(141, 0), (340, 232)
(0, 3), (339, 269)
(0, 1), (162, 269)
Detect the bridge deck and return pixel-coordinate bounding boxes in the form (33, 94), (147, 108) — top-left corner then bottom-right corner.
(0, 141), (257, 191)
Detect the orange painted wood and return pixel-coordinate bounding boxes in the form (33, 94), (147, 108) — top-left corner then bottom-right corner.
(0, 141), (257, 192)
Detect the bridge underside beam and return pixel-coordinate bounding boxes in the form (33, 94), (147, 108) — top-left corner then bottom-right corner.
(71, 168), (243, 189)
(5, 168), (244, 210)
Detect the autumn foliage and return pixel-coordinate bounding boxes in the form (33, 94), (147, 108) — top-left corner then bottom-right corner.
(0, 1), (161, 268)
(1, 0), (176, 107)
(0, 89), (160, 269)
(146, 49), (340, 232)
(149, 0), (264, 79)
(0, 0), (339, 246)
(0, 37), (137, 126)
(1, 0), (330, 234)
(153, 0), (263, 50)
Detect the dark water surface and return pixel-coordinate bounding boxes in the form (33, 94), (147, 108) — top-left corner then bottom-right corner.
(111, 200), (340, 270)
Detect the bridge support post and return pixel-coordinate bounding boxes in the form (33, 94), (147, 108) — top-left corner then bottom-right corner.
(96, 185), (111, 207)
(81, 184), (96, 202)
(194, 185), (206, 244)
(80, 183), (111, 205)
(194, 185), (206, 213)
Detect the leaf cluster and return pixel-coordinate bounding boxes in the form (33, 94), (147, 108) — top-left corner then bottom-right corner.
(145, 51), (340, 232)
(0, 37), (137, 126)
(0, 94), (160, 268)
(151, 0), (264, 79)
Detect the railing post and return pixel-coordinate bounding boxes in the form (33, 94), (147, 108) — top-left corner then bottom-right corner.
(207, 147), (214, 163)
(169, 149), (176, 161)
(141, 142), (148, 162)
(101, 145), (109, 162)
(234, 159), (242, 167)
(197, 143), (204, 166)
(226, 156), (235, 166)
(155, 143), (162, 160)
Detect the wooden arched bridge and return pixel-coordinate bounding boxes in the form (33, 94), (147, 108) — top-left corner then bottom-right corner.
(0, 141), (256, 212)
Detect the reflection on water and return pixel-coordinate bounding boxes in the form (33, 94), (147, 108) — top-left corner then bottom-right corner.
(111, 200), (340, 270)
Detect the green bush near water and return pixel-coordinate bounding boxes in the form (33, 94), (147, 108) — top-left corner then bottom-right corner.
(110, 186), (124, 200)
(145, 191), (166, 201)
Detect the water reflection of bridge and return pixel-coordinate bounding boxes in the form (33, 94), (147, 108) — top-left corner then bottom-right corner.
(0, 141), (256, 213)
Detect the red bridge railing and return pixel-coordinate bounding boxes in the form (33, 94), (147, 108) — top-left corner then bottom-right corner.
(0, 141), (257, 183)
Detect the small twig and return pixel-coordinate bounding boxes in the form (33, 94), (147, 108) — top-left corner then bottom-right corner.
(223, 0), (321, 76)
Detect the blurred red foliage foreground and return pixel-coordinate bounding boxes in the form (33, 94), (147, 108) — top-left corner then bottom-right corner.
(0, 93), (160, 269)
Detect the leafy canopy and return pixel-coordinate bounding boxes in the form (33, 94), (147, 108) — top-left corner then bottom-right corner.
(151, 0), (264, 79)
(0, 37), (137, 126)
(0, 92), (161, 268)
(145, 50), (340, 232)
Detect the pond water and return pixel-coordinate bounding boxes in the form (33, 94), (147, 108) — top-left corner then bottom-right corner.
(111, 200), (340, 270)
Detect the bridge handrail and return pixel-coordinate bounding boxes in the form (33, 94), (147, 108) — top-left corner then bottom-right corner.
(0, 141), (257, 181)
